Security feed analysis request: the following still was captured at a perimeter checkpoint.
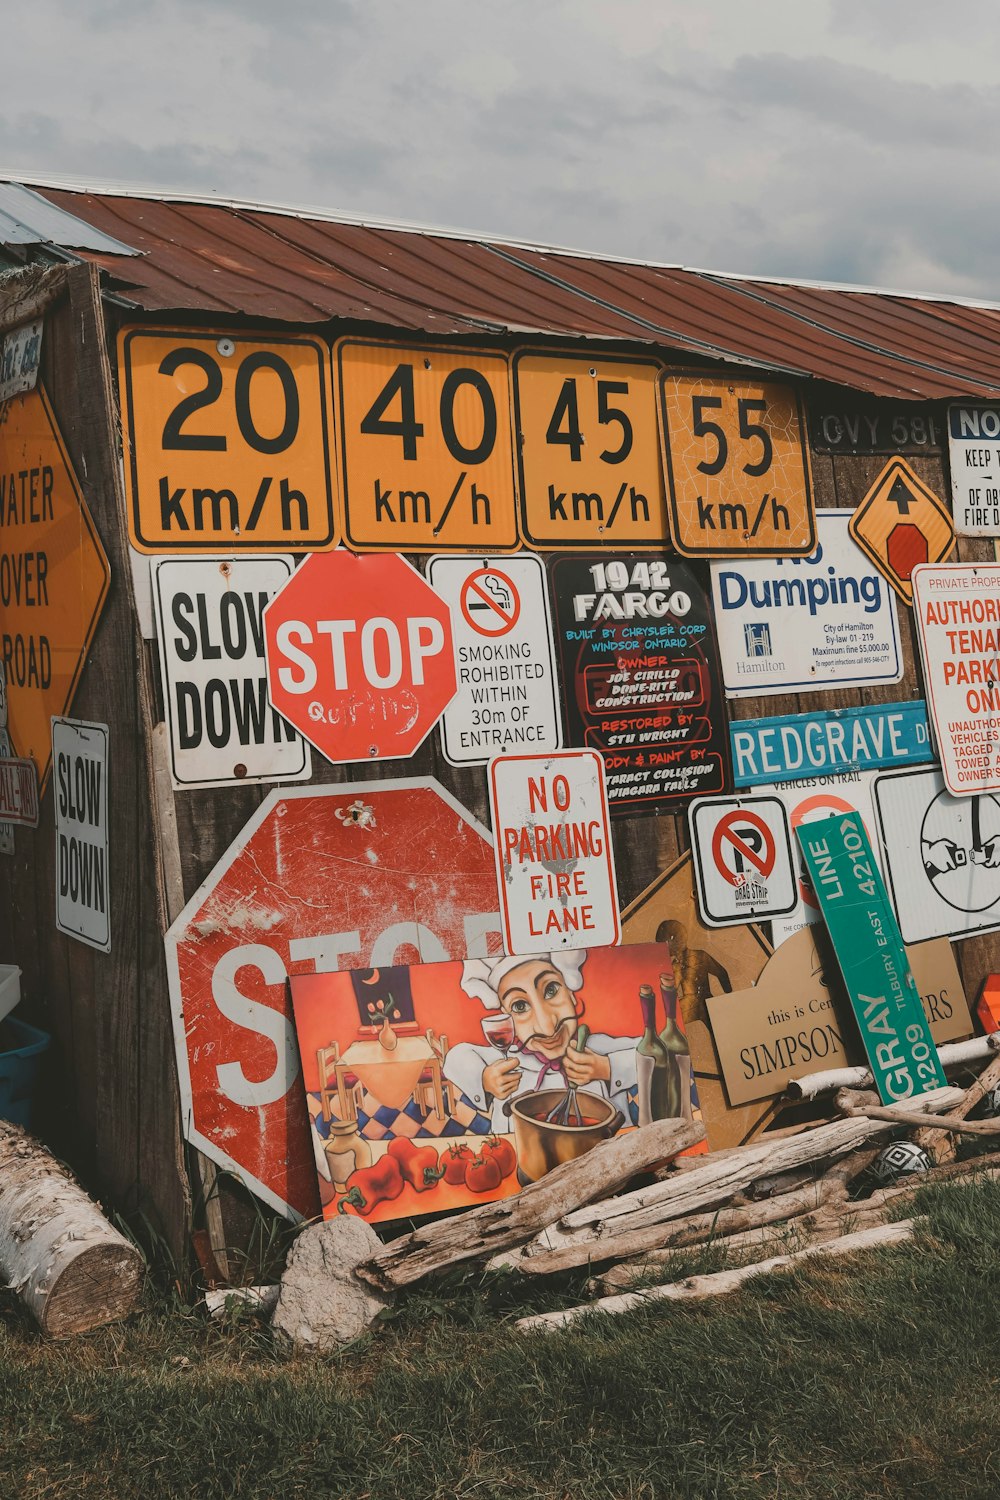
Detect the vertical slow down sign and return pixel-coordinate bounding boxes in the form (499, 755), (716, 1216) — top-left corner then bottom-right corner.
(796, 811), (945, 1103)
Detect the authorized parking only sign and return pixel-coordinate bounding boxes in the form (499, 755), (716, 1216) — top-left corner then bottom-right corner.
(428, 555), (561, 766)
(689, 794), (797, 927)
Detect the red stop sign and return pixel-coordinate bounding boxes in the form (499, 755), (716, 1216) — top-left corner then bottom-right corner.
(164, 780), (502, 1218)
(263, 552), (457, 764)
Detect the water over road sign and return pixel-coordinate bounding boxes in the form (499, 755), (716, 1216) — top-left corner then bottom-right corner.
(0, 388), (110, 788)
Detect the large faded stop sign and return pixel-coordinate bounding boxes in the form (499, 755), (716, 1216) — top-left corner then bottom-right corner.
(165, 779), (501, 1217)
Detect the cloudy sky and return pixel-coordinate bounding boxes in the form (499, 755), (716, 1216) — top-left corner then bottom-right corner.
(1, 1), (996, 298)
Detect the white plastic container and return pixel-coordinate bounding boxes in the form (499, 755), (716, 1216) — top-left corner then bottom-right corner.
(0, 965), (21, 1024)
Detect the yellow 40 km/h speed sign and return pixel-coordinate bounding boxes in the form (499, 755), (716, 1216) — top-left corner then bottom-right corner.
(513, 351), (669, 549)
(119, 328), (337, 552)
(336, 340), (518, 552)
(659, 372), (816, 558)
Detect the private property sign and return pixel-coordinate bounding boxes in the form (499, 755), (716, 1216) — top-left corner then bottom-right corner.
(488, 750), (620, 953)
(912, 563), (1000, 795)
(797, 811), (946, 1104)
(263, 551), (456, 764)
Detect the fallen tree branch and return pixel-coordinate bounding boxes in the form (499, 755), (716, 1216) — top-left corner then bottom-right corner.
(913, 1054), (1000, 1165)
(835, 1087), (1000, 1137)
(788, 1035), (999, 1102)
(356, 1118), (702, 1292)
(516, 1221), (917, 1334)
(0, 1123), (144, 1337)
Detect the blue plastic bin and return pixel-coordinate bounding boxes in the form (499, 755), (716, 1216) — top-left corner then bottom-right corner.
(0, 1017), (51, 1128)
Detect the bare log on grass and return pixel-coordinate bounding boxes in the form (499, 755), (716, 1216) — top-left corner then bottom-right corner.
(517, 1221), (917, 1334)
(0, 1123), (144, 1337)
(788, 1035), (1000, 1102)
(356, 1118), (702, 1292)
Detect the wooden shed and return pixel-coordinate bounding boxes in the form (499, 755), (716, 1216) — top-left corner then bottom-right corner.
(1, 175), (999, 1257)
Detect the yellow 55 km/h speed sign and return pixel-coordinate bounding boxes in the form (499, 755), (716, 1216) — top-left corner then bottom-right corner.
(513, 350), (669, 549)
(659, 372), (816, 558)
(119, 328), (337, 552)
(336, 340), (518, 552)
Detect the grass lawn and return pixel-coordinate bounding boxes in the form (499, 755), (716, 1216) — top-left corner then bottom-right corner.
(2, 1175), (1000, 1500)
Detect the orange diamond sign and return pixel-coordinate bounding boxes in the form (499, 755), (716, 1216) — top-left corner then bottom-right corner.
(848, 457), (954, 606)
(0, 388), (110, 788)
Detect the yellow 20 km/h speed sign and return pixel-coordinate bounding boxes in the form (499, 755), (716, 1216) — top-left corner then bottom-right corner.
(118, 328), (338, 553)
(659, 372), (816, 558)
(336, 340), (518, 552)
(513, 350), (669, 549)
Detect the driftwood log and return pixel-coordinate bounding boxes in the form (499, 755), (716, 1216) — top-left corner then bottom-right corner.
(0, 1123), (144, 1336)
(913, 1054), (1000, 1165)
(788, 1035), (999, 1102)
(516, 1221), (917, 1334)
(355, 1118), (702, 1292)
(492, 1093), (962, 1277)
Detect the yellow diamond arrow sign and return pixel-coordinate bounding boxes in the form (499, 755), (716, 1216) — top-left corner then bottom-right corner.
(0, 388), (110, 789)
(848, 457), (955, 606)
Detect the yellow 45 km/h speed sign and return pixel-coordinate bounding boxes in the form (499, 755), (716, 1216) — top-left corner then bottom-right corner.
(336, 340), (518, 552)
(118, 328), (338, 553)
(659, 372), (816, 558)
(514, 351), (669, 549)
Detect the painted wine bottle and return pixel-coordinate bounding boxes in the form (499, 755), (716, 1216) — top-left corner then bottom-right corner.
(659, 970), (691, 1121)
(636, 983), (674, 1125)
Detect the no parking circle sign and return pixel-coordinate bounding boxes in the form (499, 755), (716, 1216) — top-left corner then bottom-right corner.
(689, 794), (797, 927)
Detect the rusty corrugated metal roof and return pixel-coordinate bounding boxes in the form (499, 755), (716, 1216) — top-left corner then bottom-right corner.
(5, 177), (1000, 400)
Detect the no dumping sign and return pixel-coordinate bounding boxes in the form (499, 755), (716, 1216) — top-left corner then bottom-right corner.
(688, 794), (797, 927)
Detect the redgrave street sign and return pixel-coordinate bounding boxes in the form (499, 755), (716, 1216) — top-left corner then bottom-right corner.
(164, 779), (503, 1217)
(263, 551), (457, 765)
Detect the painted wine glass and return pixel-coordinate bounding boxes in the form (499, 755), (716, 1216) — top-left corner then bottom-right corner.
(481, 1012), (517, 1056)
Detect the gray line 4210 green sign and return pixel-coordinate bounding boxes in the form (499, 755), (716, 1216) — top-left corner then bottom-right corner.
(796, 811), (946, 1104)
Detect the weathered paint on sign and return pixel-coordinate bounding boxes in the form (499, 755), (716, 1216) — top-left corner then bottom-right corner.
(0, 319), (42, 403)
(118, 328), (337, 552)
(0, 388), (110, 788)
(659, 372), (815, 557)
(730, 701), (932, 787)
(711, 510), (902, 698)
(912, 562), (1000, 797)
(164, 779), (504, 1218)
(153, 554), (311, 789)
(488, 750), (620, 954)
(53, 717), (110, 953)
(947, 404), (1000, 536)
(513, 350), (668, 549)
(336, 340), (518, 552)
(263, 551), (456, 765)
(809, 400), (942, 455)
(0, 664), (11, 854)
(0, 754), (38, 826)
(427, 554), (561, 765)
(796, 810), (946, 1103)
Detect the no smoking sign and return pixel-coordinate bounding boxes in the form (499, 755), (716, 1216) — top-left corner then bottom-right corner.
(428, 555), (561, 767)
(689, 794), (797, 927)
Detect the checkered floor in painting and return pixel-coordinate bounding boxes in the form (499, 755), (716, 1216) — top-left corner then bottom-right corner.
(310, 1085), (642, 1143)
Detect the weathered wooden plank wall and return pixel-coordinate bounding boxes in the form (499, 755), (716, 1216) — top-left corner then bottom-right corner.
(0, 264), (189, 1255)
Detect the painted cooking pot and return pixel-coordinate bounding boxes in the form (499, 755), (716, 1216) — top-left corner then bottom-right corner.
(510, 1088), (625, 1184)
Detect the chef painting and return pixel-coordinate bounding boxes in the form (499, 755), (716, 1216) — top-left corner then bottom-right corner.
(443, 949), (640, 1132)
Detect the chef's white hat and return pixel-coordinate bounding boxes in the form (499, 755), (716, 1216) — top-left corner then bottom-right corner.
(461, 951), (588, 1009)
